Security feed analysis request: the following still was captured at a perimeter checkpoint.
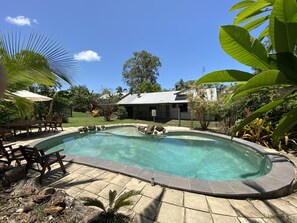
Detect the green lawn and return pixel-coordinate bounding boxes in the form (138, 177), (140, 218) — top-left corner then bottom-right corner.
(64, 112), (219, 130)
(63, 112), (159, 127)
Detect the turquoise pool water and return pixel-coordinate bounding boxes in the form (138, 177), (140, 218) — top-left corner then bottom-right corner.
(45, 127), (271, 181)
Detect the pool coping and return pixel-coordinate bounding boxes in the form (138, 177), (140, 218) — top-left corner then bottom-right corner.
(29, 124), (296, 199)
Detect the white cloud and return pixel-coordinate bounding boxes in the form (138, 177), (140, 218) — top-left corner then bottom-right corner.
(5, 16), (38, 26)
(74, 50), (101, 62)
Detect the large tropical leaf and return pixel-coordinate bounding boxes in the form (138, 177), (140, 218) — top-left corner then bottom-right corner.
(233, 70), (289, 98)
(196, 70), (253, 85)
(230, 0), (256, 12)
(243, 15), (269, 31)
(12, 96), (33, 118)
(220, 25), (270, 70)
(269, 0), (297, 53)
(266, 0), (276, 4)
(232, 98), (285, 136)
(269, 53), (297, 83)
(272, 106), (297, 144)
(258, 26), (269, 41)
(234, 1), (271, 25)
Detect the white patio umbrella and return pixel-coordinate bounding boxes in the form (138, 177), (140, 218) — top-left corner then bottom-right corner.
(12, 90), (52, 102)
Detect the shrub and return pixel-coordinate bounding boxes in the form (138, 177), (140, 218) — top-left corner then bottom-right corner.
(116, 106), (128, 120)
(82, 189), (140, 223)
(0, 102), (21, 124)
(91, 109), (100, 117)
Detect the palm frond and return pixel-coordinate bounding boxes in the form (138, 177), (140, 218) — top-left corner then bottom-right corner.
(0, 32), (76, 87)
(12, 96), (33, 118)
(81, 197), (106, 212)
(113, 190), (140, 213)
(108, 190), (117, 208)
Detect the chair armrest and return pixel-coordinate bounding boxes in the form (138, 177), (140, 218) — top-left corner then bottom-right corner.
(42, 149), (64, 157)
(3, 142), (16, 148)
(10, 147), (21, 153)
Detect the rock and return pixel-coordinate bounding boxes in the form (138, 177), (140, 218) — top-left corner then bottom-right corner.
(96, 126), (101, 131)
(87, 126), (96, 131)
(33, 194), (51, 203)
(145, 125), (155, 135)
(78, 127), (88, 133)
(153, 130), (163, 135)
(23, 201), (35, 213)
(48, 190), (66, 207)
(16, 208), (23, 213)
(12, 178), (41, 197)
(4, 166), (26, 184)
(137, 126), (146, 133)
(101, 125), (106, 130)
(39, 187), (55, 196)
(84, 208), (100, 223)
(155, 125), (164, 132)
(44, 206), (64, 215)
(0, 163), (13, 174)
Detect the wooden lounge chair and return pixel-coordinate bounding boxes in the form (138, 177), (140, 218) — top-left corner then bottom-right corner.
(19, 145), (67, 183)
(53, 115), (63, 131)
(0, 128), (14, 141)
(45, 115), (55, 131)
(0, 140), (24, 165)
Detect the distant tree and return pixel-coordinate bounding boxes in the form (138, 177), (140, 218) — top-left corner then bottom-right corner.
(115, 86), (127, 97)
(116, 106), (128, 120)
(122, 50), (161, 93)
(69, 85), (92, 112)
(175, 79), (186, 90)
(188, 86), (218, 130)
(136, 81), (161, 93)
(29, 85), (55, 118)
(175, 79), (195, 91)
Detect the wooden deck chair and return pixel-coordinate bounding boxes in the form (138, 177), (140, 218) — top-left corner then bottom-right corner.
(19, 145), (66, 183)
(0, 140), (24, 166)
(45, 115), (55, 131)
(53, 115), (63, 131)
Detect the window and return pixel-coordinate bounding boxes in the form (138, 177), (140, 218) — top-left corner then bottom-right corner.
(149, 106), (156, 111)
(179, 103), (188, 112)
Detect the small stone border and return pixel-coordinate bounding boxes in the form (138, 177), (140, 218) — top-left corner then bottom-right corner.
(29, 124), (296, 199)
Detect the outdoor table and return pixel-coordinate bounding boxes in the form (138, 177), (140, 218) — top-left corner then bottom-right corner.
(2, 120), (46, 136)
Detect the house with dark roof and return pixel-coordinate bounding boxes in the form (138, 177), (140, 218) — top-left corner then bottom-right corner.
(117, 90), (191, 120)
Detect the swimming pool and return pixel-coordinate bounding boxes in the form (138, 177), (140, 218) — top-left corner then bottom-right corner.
(43, 126), (271, 181)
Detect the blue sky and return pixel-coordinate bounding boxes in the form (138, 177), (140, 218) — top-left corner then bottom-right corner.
(1, 0), (253, 93)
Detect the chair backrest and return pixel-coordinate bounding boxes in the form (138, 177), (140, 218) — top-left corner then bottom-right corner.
(45, 115), (52, 122)
(20, 146), (42, 164)
(55, 116), (63, 124)
(0, 139), (10, 158)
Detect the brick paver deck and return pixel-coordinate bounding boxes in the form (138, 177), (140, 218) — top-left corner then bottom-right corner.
(42, 162), (297, 223)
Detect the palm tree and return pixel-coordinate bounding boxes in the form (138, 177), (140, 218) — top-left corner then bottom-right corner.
(82, 190), (140, 223)
(0, 32), (76, 116)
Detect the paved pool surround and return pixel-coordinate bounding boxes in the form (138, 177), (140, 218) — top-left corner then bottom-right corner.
(30, 124), (296, 199)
